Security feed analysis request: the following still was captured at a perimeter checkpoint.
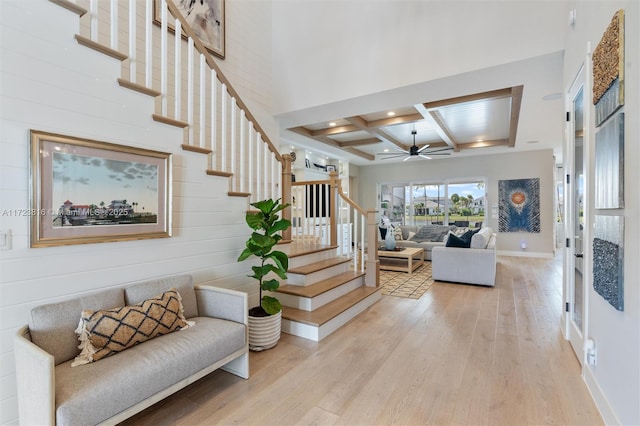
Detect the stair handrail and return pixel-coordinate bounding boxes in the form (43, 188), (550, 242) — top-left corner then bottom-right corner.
(289, 174), (378, 287)
(162, 0), (282, 163)
(329, 172), (379, 287)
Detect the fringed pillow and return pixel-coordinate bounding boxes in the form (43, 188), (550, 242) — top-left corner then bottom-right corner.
(71, 288), (193, 367)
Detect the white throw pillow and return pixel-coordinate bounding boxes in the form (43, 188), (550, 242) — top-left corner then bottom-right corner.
(407, 231), (416, 240)
(470, 227), (492, 249)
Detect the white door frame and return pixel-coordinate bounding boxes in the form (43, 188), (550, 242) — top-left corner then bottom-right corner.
(564, 63), (589, 365)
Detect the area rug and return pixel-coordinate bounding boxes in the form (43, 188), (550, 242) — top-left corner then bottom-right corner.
(380, 262), (434, 299)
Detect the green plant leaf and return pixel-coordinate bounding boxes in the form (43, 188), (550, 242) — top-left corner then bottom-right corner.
(261, 278), (280, 291)
(250, 264), (282, 281)
(261, 295), (282, 315)
(266, 250), (289, 273)
(237, 247), (252, 262)
(252, 199), (275, 214)
(267, 218), (291, 235)
(246, 213), (266, 230)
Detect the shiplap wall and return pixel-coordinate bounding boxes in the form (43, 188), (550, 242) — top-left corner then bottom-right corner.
(0, 1), (273, 423)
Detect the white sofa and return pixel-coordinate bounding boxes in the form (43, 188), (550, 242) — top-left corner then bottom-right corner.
(14, 274), (249, 425)
(380, 224), (456, 260)
(431, 227), (497, 286)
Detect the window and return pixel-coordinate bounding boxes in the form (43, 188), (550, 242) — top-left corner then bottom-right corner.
(380, 179), (486, 227)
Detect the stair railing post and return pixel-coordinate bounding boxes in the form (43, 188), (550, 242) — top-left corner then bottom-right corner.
(329, 171), (339, 247)
(365, 209), (380, 287)
(281, 154), (293, 242)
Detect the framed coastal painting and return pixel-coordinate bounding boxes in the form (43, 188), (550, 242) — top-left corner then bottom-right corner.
(154, 0), (225, 59)
(30, 131), (172, 247)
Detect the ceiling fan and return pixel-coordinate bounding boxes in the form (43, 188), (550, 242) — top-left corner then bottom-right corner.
(377, 130), (453, 161)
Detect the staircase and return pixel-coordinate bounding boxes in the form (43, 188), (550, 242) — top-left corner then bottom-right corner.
(49, 0), (381, 342)
(277, 242), (380, 341)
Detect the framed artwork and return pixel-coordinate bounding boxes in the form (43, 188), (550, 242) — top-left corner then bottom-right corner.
(154, 0), (225, 59)
(30, 131), (172, 247)
(326, 165), (336, 173)
(593, 10), (624, 126)
(498, 178), (541, 233)
(593, 215), (624, 311)
(305, 159), (310, 168)
(594, 112), (624, 209)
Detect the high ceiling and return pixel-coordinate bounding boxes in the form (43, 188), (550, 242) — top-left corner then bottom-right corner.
(287, 86), (523, 163)
(277, 51), (565, 166)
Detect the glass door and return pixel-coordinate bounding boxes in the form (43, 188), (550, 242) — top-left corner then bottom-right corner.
(566, 68), (586, 361)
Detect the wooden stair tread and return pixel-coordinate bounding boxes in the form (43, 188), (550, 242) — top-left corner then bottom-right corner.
(75, 34), (127, 61)
(288, 257), (351, 275)
(282, 287), (380, 327)
(287, 243), (338, 258)
(278, 270), (365, 298)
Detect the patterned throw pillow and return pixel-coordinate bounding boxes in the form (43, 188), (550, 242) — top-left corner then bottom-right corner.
(71, 289), (192, 367)
(393, 226), (403, 241)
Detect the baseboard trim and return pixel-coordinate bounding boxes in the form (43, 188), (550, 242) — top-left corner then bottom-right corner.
(497, 250), (553, 259)
(584, 365), (620, 425)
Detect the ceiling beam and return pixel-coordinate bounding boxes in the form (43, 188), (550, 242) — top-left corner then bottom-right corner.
(343, 147), (375, 161)
(311, 124), (359, 137)
(414, 103), (458, 151)
(422, 87), (513, 110)
(459, 139), (509, 149)
(508, 85), (524, 147)
(289, 126), (374, 160)
(339, 137), (381, 147)
(367, 113), (423, 129)
(345, 116), (406, 150)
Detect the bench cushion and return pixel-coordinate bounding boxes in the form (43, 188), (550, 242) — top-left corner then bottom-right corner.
(29, 288), (125, 366)
(125, 275), (198, 319)
(55, 316), (246, 425)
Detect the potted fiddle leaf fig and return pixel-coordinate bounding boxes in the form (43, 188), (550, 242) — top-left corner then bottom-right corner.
(237, 198), (290, 351)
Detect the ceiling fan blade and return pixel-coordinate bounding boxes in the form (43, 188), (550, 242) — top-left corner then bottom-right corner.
(417, 144), (430, 153)
(419, 154), (432, 160)
(425, 153), (452, 156)
(402, 156), (413, 162)
(393, 147), (409, 153)
(423, 148), (453, 154)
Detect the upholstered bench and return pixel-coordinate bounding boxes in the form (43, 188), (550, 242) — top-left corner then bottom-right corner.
(15, 275), (249, 425)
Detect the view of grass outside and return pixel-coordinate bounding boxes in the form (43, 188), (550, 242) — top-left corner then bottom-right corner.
(381, 181), (486, 227)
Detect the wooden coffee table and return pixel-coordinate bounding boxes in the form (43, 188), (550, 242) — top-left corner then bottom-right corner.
(378, 247), (424, 274)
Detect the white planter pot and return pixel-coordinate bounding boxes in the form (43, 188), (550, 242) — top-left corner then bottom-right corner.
(248, 310), (282, 351)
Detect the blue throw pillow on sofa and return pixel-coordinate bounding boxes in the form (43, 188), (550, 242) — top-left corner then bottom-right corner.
(446, 233), (470, 248)
(445, 229), (474, 248)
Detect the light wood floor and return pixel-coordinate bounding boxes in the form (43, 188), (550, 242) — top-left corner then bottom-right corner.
(121, 255), (603, 426)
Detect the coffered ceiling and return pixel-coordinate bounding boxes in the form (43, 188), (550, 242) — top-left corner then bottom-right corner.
(287, 86), (523, 162)
(277, 51), (565, 166)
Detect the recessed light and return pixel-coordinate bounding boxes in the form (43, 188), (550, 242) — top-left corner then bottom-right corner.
(329, 122), (337, 127)
(476, 139), (483, 142)
(384, 148), (390, 152)
(387, 111), (395, 116)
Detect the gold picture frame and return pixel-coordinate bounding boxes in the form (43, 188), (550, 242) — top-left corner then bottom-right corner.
(154, 0), (225, 59)
(30, 131), (172, 247)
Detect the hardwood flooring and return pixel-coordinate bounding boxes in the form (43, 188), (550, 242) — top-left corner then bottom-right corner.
(121, 255), (603, 426)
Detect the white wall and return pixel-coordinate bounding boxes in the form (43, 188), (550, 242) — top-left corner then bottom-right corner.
(0, 1), (273, 423)
(357, 149), (556, 256)
(563, 2), (639, 424)
(272, 0), (568, 115)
